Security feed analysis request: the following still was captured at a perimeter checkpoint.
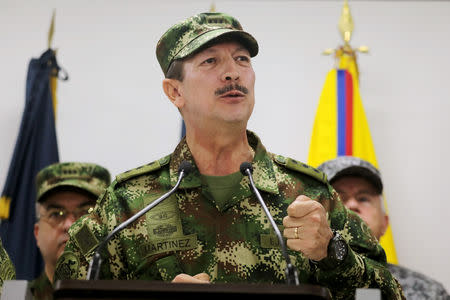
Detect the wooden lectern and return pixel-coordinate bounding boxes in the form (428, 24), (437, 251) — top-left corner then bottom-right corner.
(54, 280), (331, 300)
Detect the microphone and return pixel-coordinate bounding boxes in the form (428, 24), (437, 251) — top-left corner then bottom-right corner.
(87, 160), (193, 280)
(240, 162), (299, 286)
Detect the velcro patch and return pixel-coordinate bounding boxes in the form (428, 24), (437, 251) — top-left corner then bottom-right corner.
(260, 224), (284, 248)
(74, 224), (99, 255)
(54, 251), (80, 280)
(260, 234), (280, 248)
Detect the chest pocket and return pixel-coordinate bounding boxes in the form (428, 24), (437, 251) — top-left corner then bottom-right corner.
(142, 193), (197, 256)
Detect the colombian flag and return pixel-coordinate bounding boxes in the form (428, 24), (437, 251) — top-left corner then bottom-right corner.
(307, 54), (398, 264)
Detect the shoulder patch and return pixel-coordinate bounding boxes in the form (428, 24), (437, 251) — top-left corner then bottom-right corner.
(115, 154), (171, 183)
(54, 251), (80, 280)
(274, 155), (327, 184)
(74, 224), (99, 256)
(0, 256), (15, 281)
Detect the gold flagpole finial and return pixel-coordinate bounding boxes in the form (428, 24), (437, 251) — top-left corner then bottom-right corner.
(338, 0), (354, 45)
(322, 0), (369, 59)
(47, 9), (56, 49)
(210, 2), (216, 13)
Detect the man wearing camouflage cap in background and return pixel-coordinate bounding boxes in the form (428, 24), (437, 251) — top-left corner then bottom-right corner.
(318, 156), (449, 300)
(55, 12), (403, 299)
(31, 162), (110, 300)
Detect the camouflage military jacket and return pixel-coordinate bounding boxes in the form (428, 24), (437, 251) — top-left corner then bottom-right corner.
(30, 271), (53, 300)
(55, 131), (403, 300)
(0, 238), (15, 296)
(388, 263), (449, 300)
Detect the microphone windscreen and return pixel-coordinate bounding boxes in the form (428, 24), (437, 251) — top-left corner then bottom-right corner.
(178, 160), (193, 175)
(240, 162), (253, 175)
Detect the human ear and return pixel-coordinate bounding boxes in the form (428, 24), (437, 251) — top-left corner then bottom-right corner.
(34, 223), (40, 247)
(162, 78), (185, 109)
(381, 214), (389, 237)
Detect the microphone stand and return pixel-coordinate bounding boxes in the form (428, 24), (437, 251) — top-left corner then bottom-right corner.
(87, 161), (192, 280)
(241, 162), (299, 286)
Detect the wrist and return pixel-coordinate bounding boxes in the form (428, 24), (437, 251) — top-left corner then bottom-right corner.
(310, 230), (348, 270)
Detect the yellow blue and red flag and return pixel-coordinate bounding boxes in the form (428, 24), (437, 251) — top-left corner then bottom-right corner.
(308, 54), (398, 264)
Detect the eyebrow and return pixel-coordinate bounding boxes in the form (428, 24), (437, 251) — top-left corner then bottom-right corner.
(44, 200), (94, 210)
(334, 189), (378, 196)
(355, 190), (378, 196)
(202, 46), (249, 55)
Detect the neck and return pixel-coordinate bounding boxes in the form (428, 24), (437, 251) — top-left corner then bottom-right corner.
(186, 126), (253, 176)
(45, 264), (54, 283)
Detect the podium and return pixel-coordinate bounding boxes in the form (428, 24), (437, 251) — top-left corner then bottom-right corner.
(54, 280), (332, 300)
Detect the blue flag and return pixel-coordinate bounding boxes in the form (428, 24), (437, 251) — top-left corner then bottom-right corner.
(0, 49), (66, 280)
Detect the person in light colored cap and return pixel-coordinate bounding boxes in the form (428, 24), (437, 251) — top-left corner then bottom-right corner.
(55, 12), (403, 299)
(318, 156), (449, 300)
(31, 162), (110, 300)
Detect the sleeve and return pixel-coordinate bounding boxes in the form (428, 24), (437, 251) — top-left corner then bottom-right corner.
(313, 185), (405, 300)
(54, 187), (125, 280)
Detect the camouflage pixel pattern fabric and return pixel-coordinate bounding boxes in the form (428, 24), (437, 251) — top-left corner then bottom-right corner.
(156, 12), (258, 75)
(0, 238), (15, 296)
(388, 263), (449, 300)
(55, 132), (404, 300)
(29, 271), (53, 300)
(36, 162), (111, 203)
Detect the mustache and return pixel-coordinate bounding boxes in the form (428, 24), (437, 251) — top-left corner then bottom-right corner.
(214, 84), (249, 96)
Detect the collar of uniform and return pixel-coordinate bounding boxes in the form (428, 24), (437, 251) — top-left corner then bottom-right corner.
(248, 131), (279, 195)
(169, 137), (202, 188)
(169, 131), (280, 194)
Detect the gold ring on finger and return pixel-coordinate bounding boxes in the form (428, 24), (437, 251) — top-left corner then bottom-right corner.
(294, 226), (299, 239)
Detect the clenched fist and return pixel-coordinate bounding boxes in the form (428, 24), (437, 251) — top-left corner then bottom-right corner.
(283, 195), (333, 261)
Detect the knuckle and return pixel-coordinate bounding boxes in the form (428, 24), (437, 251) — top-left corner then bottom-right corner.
(311, 201), (322, 211)
(287, 201), (299, 214)
(298, 195), (310, 201)
(310, 214), (321, 225)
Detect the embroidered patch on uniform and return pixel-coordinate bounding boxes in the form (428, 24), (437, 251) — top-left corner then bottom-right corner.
(54, 251), (79, 280)
(74, 224), (99, 255)
(139, 233), (198, 257)
(145, 194), (184, 239)
(0, 256), (15, 281)
(260, 234), (280, 248)
(260, 224), (284, 248)
(153, 224), (177, 237)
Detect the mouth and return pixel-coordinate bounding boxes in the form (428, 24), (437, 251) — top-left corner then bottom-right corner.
(220, 90), (245, 98)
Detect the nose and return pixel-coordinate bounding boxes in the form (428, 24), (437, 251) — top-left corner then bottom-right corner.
(221, 58), (240, 82)
(344, 197), (360, 214)
(61, 213), (77, 231)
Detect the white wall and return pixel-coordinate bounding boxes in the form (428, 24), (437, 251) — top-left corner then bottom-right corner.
(1, 0), (449, 291)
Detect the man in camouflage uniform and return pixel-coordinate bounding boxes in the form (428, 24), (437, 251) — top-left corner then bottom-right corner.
(55, 12), (404, 299)
(318, 156), (450, 299)
(31, 162), (110, 300)
(0, 237), (16, 297)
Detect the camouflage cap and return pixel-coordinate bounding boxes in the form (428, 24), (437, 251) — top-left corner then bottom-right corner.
(36, 162), (111, 203)
(317, 156), (383, 194)
(156, 12), (259, 76)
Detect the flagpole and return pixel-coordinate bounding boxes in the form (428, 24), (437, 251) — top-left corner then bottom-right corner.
(322, 0), (369, 79)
